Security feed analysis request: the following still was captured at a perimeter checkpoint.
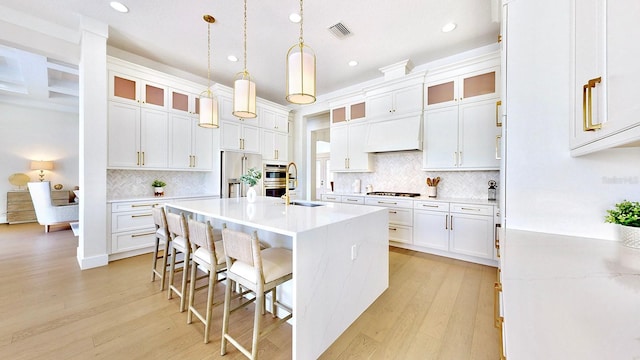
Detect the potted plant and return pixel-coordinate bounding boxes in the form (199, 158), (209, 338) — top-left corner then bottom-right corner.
(152, 179), (166, 197)
(605, 200), (640, 248)
(240, 167), (261, 202)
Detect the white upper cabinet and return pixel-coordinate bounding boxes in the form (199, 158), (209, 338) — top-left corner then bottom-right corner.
(366, 83), (423, 120)
(423, 54), (501, 171)
(109, 71), (168, 110)
(261, 129), (288, 162)
(168, 113), (214, 170)
(330, 122), (372, 172)
(169, 88), (200, 116)
(259, 107), (289, 133)
(570, 0), (640, 155)
(220, 120), (260, 154)
(329, 95), (367, 125)
(425, 65), (500, 110)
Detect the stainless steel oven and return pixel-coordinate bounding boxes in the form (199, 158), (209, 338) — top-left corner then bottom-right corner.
(263, 164), (287, 197)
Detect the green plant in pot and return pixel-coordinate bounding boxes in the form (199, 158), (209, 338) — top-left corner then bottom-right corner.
(152, 179), (166, 197)
(240, 168), (261, 202)
(605, 200), (640, 248)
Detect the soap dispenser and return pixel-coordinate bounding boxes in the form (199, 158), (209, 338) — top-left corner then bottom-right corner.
(488, 180), (497, 201)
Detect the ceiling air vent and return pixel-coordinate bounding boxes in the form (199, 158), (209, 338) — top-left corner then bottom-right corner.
(328, 22), (352, 39)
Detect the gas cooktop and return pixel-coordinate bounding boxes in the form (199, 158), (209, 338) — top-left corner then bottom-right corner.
(367, 191), (421, 197)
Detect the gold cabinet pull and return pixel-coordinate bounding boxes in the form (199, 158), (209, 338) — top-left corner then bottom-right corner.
(132, 231), (155, 237)
(496, 135), (502, 160)
(495, 100), (502, 127)
(136, 151), (140, 166)
(131, 203), (159, 208)
(445, 214), (449, 230)
(141, 151), (145, 166)
(582, 77), (602, 131)
(131, 213), (152, 218)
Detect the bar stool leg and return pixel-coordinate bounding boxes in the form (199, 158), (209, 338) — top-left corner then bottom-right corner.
(159, 238), (170, 291)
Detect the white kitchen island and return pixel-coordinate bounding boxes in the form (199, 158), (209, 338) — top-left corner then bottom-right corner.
(166, 196), (389, 359)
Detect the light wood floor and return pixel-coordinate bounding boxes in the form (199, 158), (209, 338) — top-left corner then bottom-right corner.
(0, 223), (499, 359)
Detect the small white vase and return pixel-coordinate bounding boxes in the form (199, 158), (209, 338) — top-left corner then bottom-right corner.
(246, 186), (257, 203)
(619, 225), (640, 248)
(154, 187), (164, 197)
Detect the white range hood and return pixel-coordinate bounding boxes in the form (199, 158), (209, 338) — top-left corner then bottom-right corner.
(364, 114), (423, 152)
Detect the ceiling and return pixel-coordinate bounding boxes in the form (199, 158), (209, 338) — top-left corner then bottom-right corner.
(0, 0), (500, 110)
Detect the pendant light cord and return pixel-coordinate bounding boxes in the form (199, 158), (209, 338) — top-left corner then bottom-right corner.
(243, 0), (248, 75)
(207, 20), (211, 91)
(299, 0), (304, 45)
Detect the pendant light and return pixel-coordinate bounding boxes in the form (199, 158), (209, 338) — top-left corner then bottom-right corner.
(232, 0), (257, 118)
(199, 14), (219, 128)
(286, 0), (316, 104)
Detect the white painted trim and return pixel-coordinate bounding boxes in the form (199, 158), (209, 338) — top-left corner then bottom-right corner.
(76, 251), (109, 270)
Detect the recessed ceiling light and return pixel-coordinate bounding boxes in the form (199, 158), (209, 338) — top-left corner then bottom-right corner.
(348, 60), (358, 67)
(110, 1), (129, 13)
(441, 22), (457, 33)
(227, 55), (238, 62)
(289, 13), (301, 23)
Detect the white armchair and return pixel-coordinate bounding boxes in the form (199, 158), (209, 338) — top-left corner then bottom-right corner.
(27, 181), (79, 233)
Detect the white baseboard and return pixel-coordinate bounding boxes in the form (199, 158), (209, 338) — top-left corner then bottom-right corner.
(76, 250), (109, 269)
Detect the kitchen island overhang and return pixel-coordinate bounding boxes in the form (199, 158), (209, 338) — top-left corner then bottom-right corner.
(166, 197), (389, 359)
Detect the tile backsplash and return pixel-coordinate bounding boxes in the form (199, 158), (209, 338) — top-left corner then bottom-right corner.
(107, 170), (216, 199)
(334, 151), (499, 199)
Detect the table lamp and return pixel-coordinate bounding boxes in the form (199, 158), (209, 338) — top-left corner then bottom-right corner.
(30, 160), (54, 182)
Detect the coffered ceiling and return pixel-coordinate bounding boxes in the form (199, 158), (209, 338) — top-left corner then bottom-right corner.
(0, 0), (500, 111)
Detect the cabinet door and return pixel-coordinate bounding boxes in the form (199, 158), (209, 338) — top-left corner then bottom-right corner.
(274, 132), (288, 161)
(261, 129), (277, 160)
(330, 125), (349, 171)
(168, 113), (192, 169)
(450, 213), (494, 259)
(605, 1), (640, 134)
(108, 101), (140, 168)
(346, 122), (371, 171)
(413, 210), (450, 251)
(220, 121), (242, 151)
(275, 113), (289, 133)
(423, 107), (459, 169)
(192, 120), (214, 170)
(460, 67), (499, 104)
(350, 102), (366, 121)
(219, 96), (235, 121)
(139, 108), (169, 168)
(170, 89), (199, 115)
(241, 125), (260, 154)
(331, 106), (347, 124)
(110, 72), (139, 105)
(572, 0), (605, 147)
(458, 99), (501, 169)
(393, 84), (423, 115)
(426, 79), (457, 109)
(367, 93), (394, 119)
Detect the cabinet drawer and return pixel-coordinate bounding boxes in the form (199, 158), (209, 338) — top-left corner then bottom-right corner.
(112, 211), (154, 232)
(365, 197), (413, 208)
(387, 207), (413, 226)
(321, 194), (342, 203)
(112, 201), (163, 213)
(450, 203), (493, 216)
(414, 201), (450, 212)
(342, 196), (364, 204)
(388, 224), (412, 244)
(112, 230), (157, 254)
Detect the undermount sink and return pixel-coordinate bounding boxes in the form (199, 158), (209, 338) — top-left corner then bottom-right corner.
(289, 201), (324, 208)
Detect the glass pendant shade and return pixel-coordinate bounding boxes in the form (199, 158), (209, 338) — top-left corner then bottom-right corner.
(286, 42), (316, 104)
(198, 90), (219, 128)
(232, 75), (257, 118)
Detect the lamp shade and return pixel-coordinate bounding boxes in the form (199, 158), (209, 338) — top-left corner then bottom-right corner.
(232, 77), (257, 118)
(30, 160), (54, 170)
(199, 91), (219, 128)
(286, 43), (316, 104)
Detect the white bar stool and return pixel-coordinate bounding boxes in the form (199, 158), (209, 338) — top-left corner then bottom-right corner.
(166, 212), (191, 312)
(186, 219), (227, 343)
(220, 224), (293, 360)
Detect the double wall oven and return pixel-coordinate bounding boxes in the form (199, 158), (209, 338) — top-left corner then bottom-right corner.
(263, 164), (287, 198)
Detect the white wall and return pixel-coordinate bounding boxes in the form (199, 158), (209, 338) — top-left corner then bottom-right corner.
(0, 103), (79, 223)
(504, 0), (640, 240)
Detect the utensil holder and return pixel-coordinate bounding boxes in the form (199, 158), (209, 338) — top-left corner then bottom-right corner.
(427, 186), (437, 198)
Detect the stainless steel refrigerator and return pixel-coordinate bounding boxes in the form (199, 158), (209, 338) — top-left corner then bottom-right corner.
(220, 151), (262, 198)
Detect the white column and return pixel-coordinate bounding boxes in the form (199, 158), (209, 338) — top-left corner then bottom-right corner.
(77, 17), (109, 269)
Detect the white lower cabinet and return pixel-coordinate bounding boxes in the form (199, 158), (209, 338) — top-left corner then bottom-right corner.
(413, 200), (496, 264)
(366, 197), (413, 244)
(450, 204), (495, 259)
(321, 194), (342, 203)
(110, 200), (161, 258)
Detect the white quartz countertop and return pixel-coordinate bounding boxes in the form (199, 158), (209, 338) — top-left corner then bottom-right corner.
(503, 229), (640, 359)
(107, 194), (218, 203)
(167, 196), (386, 237)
